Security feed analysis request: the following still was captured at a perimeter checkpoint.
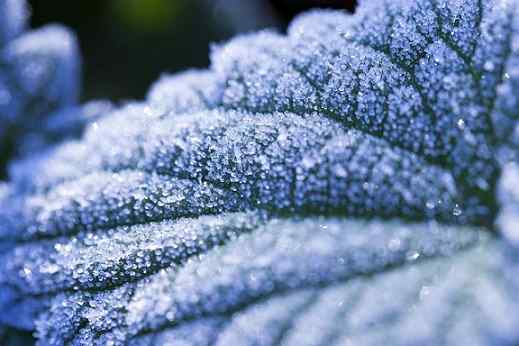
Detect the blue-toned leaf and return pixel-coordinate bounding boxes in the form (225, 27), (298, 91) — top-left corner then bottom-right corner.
(33, 219), (519, 346)
(0, 0), (518, 345)
(0, 1), (81, 174)
(147, 70), (222, 115)
(0, 0), (27, 47)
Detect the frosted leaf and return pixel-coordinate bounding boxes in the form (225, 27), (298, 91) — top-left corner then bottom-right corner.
(0, 212), (262, 295)
(2, 25), (79, 106)
(212, 0), (519, 215)
(0, 170), (254, 240)
(6, 100), (113, 190)
(130, 318), (225, 346)
(0, 212), (262, 330)
(0, 1), (81, 173)
(0, 0), (27, 47)
(0, 0), (519, 345)
(32, 218), (519, 345)
(0, 110), (475, 243)
(147, 70), (222, 115)
(498, 162), (519, 245)
(0, 182), (8, 200)
(6, 0), (519, 225)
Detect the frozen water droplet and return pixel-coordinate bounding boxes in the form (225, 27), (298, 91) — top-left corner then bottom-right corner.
(452, 205), (462, 216)
(388, 238), (402, 251)
(40, 263), (60, 274)
(301, 156), (316, 169)
(163, 193), (185, 204)
(406, 251), (420, 261)
(333, 164), (348, 178)
(457, 118), (466, 130)
(85, 308), (103, 323)
(23, 267), (32, 276)
(419, 286), (431, 300)
(484, 61), (495, 71)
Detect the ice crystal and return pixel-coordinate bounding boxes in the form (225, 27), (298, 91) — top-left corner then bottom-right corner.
(0, 0), (519, 345)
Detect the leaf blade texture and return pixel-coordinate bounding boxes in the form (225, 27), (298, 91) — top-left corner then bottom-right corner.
(0, 0), (519, 345)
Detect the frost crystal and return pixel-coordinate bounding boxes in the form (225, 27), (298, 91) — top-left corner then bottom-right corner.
(0, 0), (519, 345)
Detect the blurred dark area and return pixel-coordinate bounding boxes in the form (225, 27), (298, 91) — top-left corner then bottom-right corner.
(28, 0), (356, 102)
(0, 327), (35, 346)
(270, 0), (356, 21)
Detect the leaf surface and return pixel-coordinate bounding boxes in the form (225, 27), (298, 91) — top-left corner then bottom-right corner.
(0, 0), (519, 345)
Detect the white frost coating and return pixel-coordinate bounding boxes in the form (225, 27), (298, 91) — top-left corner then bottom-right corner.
(498, 162), (519, 245)
(213, 291), (315, 346)
(130, 318), (225, 346)
(33, 218), (518, 346)
(7, 101), (113, 176)
(147, 69), (222, 115)
(5, 0), (519, 226)
(0, 212), (263, 295)
(123, 219), (480, 332)
(0, 0), (518, 345)
(212, 0), (519, 216)
(0, 107), (474, 243)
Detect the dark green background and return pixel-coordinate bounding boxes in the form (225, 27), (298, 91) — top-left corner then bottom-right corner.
(28, 0), (355, 102)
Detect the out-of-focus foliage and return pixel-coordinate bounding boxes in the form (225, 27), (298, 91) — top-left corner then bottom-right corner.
(0, 0), (81, 178)
(0, 0), (519, 345)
